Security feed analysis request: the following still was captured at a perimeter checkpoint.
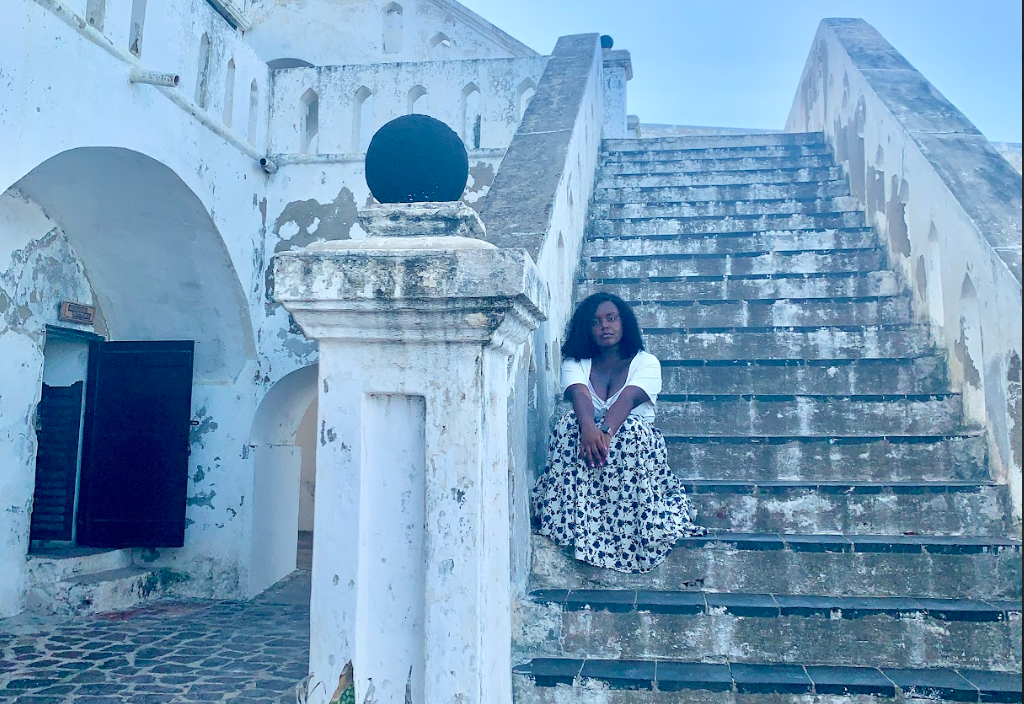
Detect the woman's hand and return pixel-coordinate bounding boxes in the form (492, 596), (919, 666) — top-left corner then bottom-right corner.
(579, 423), (610, 468)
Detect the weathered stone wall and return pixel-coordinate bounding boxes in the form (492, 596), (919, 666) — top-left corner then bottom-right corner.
(993, 142), (1024, 176)
(480, 33), (606, 592)
(787, 18), (1023, 526)
(0, 0), (272, 616)
(260, 56), (546, 382)
(601, 49), (631, 139)
(0, 0), (612, 620)
(0, 192), (100, 618)
(246, 0), (536, 67)
(268, 57), (547, 155)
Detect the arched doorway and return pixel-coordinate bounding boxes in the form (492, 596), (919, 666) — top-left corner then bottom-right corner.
(248, 364), (318, 597)
(13, 147), (254, 381)
(0, 147), (256, 616)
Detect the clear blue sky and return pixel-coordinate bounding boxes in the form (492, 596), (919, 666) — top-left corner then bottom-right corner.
(461, 0), (1023, 143)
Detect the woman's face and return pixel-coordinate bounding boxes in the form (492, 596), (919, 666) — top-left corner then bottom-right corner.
(591, 300), (623, 350)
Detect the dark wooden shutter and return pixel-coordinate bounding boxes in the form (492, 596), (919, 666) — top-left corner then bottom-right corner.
(29, 382), (85, 542)
(77, 341), (195, 548)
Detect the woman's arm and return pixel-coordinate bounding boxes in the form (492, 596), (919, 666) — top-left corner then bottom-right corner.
(600, 386), (651, 436)
(565, 383), (610, 468)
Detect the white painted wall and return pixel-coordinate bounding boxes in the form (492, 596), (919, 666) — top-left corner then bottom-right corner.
(41, 336), (90, 388)
(297, 399), (318, 532)
(787, 19), (1023, 525)
(601, 49), (631, 139)
(1, 0), (270, 616)
(246, 0), (535, 68)
(0, 192), (96, 617)
(0, 0), (604, 628)
(273, 222), (544, 704)
(268, 57), (547, 155)
(249, 445), (301, 595)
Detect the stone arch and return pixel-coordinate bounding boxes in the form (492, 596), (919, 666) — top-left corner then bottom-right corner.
(956, 274), (987, 424)
(300, 88), (319, 154)
(196, 33), (212, 108)
(247, 364), (318, 596)
(516, 78), (536, 121)
(429, 32), (451, 53)
(223, 59), (236, 127)
(353, 86), (374, 152)
(461, 82), (481, 149)
(382, 2), (403, 54)
(922, 222), (946, 331)
(248, 80), (260, 145)
(86, 0), (106, 31)
(407, 84), (427, 115)
(267, 58), (314, 70)
(128, 0), (147, 55)
(8, 147), (255, 381)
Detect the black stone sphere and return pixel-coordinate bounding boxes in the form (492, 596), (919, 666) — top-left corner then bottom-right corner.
(365, 115), (469, 203)
(600, 35), (614, 49)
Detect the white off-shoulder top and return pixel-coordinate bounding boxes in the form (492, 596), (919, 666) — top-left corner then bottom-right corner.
(560, 351), (662, 422)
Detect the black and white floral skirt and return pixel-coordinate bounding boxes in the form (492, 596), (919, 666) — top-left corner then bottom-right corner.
(532, 411), (707, 573)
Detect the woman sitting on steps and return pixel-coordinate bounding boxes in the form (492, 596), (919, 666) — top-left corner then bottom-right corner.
(532, 291), (706, 573)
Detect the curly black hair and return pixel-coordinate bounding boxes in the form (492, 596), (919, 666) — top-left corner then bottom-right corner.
(561, 292), (644, 361)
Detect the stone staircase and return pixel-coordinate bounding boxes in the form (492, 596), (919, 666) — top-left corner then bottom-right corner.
(512, 132), (1023, 702)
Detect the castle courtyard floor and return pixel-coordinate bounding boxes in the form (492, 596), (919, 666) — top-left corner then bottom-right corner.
(0, 543), (312, 704)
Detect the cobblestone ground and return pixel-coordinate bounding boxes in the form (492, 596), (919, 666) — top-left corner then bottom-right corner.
(0, 566), (311, 703)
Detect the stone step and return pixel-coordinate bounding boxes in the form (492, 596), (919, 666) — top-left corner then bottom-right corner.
(580, 270), (899, 301)
(512, 658), (1022, 702)
(522, 589), (1022, 671)
(529, 534), (1023, 599)
(595, 179), (851, 204)
(599, 153), (835, 175)
(591, 211), (866, 236)
(25, 547), (133, 584)
(666, 433), (989, 483)
(597, 166), (845, 189)
(601, 144), (833, 165)
(629, 296), (913, 329)
(588, 248), (887, 279)
(660, 358), (947, 396)
(592, 196), (863, 220)
(602, 132), (826, 151)
(24, 566), (166, 616)
(644, 325), (933, 361)
(586, 227), (877, 255)
(654, 394), (963, 437)
(682, 480), (1009, 536)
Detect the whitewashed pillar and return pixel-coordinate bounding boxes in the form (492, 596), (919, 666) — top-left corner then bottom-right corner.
(602, 48), (633, 139)
(273, 202), (544, 704)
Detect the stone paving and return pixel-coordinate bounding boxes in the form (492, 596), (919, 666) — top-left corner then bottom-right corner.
(0, 550), (311, 704)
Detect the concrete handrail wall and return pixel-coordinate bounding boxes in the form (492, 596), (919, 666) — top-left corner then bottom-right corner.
(480, 33), (605, 590)
(787, 18), (1023, 526)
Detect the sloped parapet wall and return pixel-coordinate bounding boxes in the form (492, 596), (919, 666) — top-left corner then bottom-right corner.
(787, 18), (1023, 526)
(480, 33), (606, 592)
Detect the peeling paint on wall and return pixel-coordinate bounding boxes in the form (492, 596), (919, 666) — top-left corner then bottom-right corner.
(274, 187), (359, 250)
(186, 489), (217, 509)
(915, 255), (928, 299)
(1008, 352), (1022, 470)
(886, 175), (911, 257)
(464, 161), (495, 212)
(189, 407), (220, 445)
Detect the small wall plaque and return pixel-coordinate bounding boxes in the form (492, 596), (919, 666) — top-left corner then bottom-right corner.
(59, 301), (95, 326)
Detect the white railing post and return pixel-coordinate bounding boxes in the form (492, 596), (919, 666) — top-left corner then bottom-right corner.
(274, 201), (544, 704)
